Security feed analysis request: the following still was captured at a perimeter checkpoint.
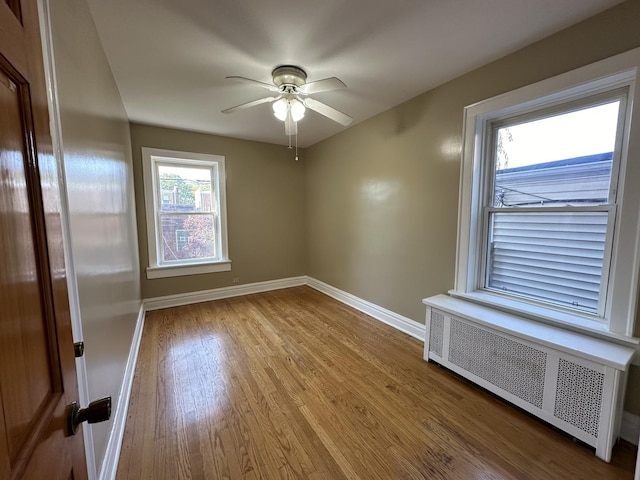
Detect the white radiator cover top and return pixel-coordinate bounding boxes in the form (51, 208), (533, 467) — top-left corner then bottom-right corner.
(422, 294), (635, 462)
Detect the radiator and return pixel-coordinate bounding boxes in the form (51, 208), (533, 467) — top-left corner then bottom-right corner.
(423, 295), (635, 462)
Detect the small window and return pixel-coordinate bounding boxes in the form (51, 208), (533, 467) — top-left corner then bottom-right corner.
(454, 48), (640, 337)
(142, 148), (230, 279)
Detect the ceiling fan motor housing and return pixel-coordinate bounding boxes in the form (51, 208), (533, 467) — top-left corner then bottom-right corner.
(272, 65), (307, 89)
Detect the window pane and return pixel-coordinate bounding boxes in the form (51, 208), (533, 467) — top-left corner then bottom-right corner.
(157, 164), (214, 213)
(494, 102), (619, 207)
(160, 214), (216, 262)
(486, 211), (607, 312)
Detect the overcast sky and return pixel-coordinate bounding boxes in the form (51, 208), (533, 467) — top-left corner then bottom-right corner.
(498, 101), (619, 168)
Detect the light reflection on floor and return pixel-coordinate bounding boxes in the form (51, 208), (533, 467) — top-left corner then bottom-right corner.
(165, 331), (229, 427)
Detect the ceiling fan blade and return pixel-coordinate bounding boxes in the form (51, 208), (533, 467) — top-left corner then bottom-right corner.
(284, 110), (297, 136)
(298, 77), (346, 94)
(222, 96), (280, 114)
(303, 97), (353, 126)
(226, 75), (279, 92)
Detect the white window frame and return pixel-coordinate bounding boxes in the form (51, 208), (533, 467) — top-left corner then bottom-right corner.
(453, 47), (640, 339)
(142, 147), (230, 279)
(482, 91), (626, 317)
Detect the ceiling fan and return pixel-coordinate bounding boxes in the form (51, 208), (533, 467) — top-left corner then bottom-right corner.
(222, 65), (353, 137)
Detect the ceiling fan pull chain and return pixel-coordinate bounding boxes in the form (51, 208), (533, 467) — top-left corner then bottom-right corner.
(295, 132), (299, 161)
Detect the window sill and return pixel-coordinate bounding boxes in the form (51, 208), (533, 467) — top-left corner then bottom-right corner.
(146, 260), (231, 279)
(425, 294), (636, 373)
(447, 289), (639, 347)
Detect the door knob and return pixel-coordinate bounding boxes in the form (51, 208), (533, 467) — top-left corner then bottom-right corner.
(67, 396), (112, 436)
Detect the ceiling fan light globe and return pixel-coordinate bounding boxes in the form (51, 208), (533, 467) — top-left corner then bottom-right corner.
(273, 110), (287, 121)
(272, 98), (288, 121)
(290, 99), (305, 122)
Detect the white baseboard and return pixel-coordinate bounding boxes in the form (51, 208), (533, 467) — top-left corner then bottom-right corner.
(306, 277), (426, 341)
(98, 303), (146, 480)
(144, 276), (425, 342)
(621, 410), (640, 446)
(144, 276), (307, 311)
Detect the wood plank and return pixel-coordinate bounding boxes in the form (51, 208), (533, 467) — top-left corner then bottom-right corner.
(117, 286), (636, 479)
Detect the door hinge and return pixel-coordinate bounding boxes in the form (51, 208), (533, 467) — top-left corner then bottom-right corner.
(74, 341), (85, 358)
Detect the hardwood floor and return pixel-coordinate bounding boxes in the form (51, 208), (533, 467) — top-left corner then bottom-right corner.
(116, 286), (636, 479)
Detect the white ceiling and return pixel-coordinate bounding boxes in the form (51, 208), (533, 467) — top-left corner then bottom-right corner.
(86, 0), (623, 148)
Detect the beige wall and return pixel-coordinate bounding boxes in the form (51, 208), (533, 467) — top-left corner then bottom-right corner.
(50, 0), (141, 471)
(130, 123), (307, 299)
(306, 0), (640, 413)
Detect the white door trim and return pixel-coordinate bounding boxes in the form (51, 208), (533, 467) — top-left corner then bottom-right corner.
(35, 1), (97, 478)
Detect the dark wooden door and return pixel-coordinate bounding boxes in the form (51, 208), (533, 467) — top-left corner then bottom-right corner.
(0, 0), (87, 478)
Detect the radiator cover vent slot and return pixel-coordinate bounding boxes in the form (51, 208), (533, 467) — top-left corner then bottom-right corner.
(554, 358), (604, 437)
(429, 310), (444, 357)
(449, 318), (546, 409)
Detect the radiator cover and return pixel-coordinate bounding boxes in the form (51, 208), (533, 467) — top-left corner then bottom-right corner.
(422, 297), (633, 462)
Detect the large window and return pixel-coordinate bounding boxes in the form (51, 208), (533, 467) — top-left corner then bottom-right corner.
(142, 148), (230, 279)
(454, 48), (640, 337)
(485, 96), (624, 316)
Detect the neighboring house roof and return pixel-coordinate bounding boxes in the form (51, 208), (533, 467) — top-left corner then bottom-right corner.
(495, 152), (613, 207)
(497, 152), (613, 174)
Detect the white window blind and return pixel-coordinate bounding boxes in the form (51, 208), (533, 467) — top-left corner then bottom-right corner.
(487, 210), (608, 313)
